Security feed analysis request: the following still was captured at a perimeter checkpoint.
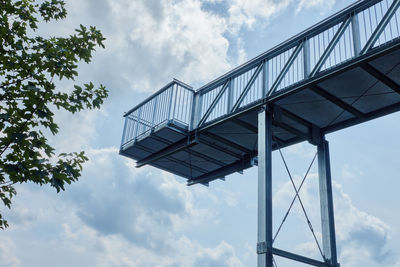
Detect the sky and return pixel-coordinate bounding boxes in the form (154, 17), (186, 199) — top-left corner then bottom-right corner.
(1, 0), (400, 266)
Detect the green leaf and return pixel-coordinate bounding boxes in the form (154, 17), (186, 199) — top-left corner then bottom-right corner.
(0, 0), (107, 229)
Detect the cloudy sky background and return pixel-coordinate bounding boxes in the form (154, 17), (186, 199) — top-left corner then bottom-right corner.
(1, 0), (400, 266)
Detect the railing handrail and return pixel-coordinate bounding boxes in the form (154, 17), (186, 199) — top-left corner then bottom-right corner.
(124, 78), (194, 117)
(196, 0), (381, 94)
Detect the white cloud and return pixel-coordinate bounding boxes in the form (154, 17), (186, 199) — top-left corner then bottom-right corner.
(0, 237), (20, 267)
(297, 0), (336, 12)
(226, 0), (337, 33)
(2, 147), (243, 267)
(99, 0), (233, 92)
(227, 0), (292, 32)
(341, 164), (364, 180)
(193, 240), (244, 267)
(60, 223), (243, 267)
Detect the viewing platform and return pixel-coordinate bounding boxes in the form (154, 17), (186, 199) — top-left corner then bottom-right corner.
(120, 0), (400, 186)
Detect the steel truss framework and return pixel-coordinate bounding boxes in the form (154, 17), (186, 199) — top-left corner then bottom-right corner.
(120, 1), (400, 266)
(122, 0), (400, 163)
(193, 0), (400, 131)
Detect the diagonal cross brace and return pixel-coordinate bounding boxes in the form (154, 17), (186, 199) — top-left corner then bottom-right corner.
(231, 63), (264, 112)
(310, 16), (352, 78)
(198, 80), (231, 127)
(269, 42), (304, 96)
(273, 151), (318, 243)
(275, 139), (326, 261)
(361, 0), (400, 55)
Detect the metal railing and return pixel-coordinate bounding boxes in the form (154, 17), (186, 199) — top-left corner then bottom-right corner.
(121, 0), (400, 150)
(121, 80), (194, 149)
(193, 0), (400, 128)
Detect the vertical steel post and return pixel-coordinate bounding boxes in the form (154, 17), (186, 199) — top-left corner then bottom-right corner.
(190, 92), (200, 130)
(171, 84), (177, 122)
(303, 38), (311, 78)
(258, 107), (273, 267)
(351, 12), (361, 56)
(167, 85), (174, 122)
(317, 137), (338, 267)
(262, 60), (268, 97)
(227, 79), (234, 113)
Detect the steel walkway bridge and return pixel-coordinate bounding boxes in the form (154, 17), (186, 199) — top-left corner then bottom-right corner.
(120, 0), (400, 266)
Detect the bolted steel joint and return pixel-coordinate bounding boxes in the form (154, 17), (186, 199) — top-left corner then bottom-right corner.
(256, 242), (268, 254)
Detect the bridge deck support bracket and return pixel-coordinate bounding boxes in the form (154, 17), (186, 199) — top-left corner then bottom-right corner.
(257, 107), (339, 267)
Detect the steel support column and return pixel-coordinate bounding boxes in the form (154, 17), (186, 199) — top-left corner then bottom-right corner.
(317, 137), (339, 267)
(257, 107), (273, 267)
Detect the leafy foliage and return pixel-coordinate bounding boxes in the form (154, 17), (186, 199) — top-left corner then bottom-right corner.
(0, 0), (108, 229)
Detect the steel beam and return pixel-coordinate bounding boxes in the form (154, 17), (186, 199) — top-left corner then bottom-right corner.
(280, 107), (313, 129)
(310, 16), (352, 77)
(203, 131), (253, 155)
(232, 63), (264, 112)
(257, 107), (273, 267)
(198, 136), (243, 160)
(127, 143), (209, 175)
(361, 63), (400, 95)
(187, 157), (253, 186)
(273, 120), (310, 141)
(138, 134), (228, 168)
(136, 136), (197, 168)
(269, 43), (304, 95)
(142, 133), (229, 168)
(317, 137), (338, 267)
(324, 101), (400, 134)
(272, 248), (327, 267)
(310, 84), (365, 118)
(232, 118), (258, 133)
(361, 0), (400, 55)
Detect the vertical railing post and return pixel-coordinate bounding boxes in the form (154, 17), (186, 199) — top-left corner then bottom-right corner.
(190, 92), (201, 130)
(151, 97), (158, 128)
(167, 85), (174, 122)
(303, 38), (311, 78)
(318, 136), (339, 267)
(168, 84), (178, 122)
(262, 60), (269, 97)
(351, 12), (362, 56)
(257, 106), (273, 267)
(227, 79), (234, 114)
